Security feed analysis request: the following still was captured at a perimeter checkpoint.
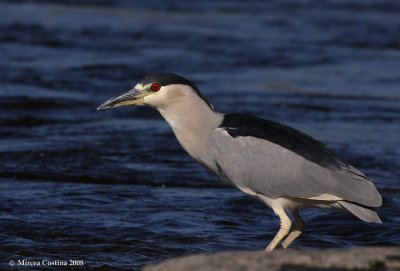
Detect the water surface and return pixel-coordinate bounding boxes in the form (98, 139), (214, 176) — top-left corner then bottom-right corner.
(0, 1), (399, 270)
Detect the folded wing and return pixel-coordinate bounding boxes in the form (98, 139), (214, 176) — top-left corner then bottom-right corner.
(209, 114), (382, 208)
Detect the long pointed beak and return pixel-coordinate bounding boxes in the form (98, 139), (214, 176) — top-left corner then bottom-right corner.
(97, 89), (146, 110)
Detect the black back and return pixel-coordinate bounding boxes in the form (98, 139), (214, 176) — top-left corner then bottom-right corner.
(140, 73), (213, 109)
(220, 114), (344, 170)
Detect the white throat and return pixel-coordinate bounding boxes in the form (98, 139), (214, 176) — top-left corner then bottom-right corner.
(156, 92), (223, 165)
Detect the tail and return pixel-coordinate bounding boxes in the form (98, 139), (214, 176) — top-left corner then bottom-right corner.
(338, 201), (382, 223)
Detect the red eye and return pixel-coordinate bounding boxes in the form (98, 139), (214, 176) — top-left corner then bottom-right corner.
(150, 82), (161, 92)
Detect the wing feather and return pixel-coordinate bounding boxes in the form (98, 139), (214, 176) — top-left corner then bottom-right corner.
(209, 128), (382, 207)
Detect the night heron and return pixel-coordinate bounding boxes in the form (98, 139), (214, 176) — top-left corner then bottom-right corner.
(98, 73), (382, 251)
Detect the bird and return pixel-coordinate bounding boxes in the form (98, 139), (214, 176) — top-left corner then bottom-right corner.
(97, 73), (382, 251)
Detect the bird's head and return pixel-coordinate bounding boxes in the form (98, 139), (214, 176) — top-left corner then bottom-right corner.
(97, 73), (213, 111)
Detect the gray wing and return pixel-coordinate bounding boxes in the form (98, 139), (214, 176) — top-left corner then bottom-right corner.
(209, 128), (382, 207)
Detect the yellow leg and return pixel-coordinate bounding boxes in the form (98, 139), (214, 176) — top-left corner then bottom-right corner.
(265, 208), (291, 251)
(281, 209), (304, 249)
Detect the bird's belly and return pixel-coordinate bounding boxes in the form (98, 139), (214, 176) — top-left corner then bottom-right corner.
(256, 193), (340, 212)
(235, 185), (257, 196)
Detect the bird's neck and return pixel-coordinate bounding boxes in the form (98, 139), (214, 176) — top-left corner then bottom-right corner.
(157, 95), (223, 164)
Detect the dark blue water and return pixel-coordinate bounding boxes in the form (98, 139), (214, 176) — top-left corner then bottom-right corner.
(1, 0), (399, 270)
